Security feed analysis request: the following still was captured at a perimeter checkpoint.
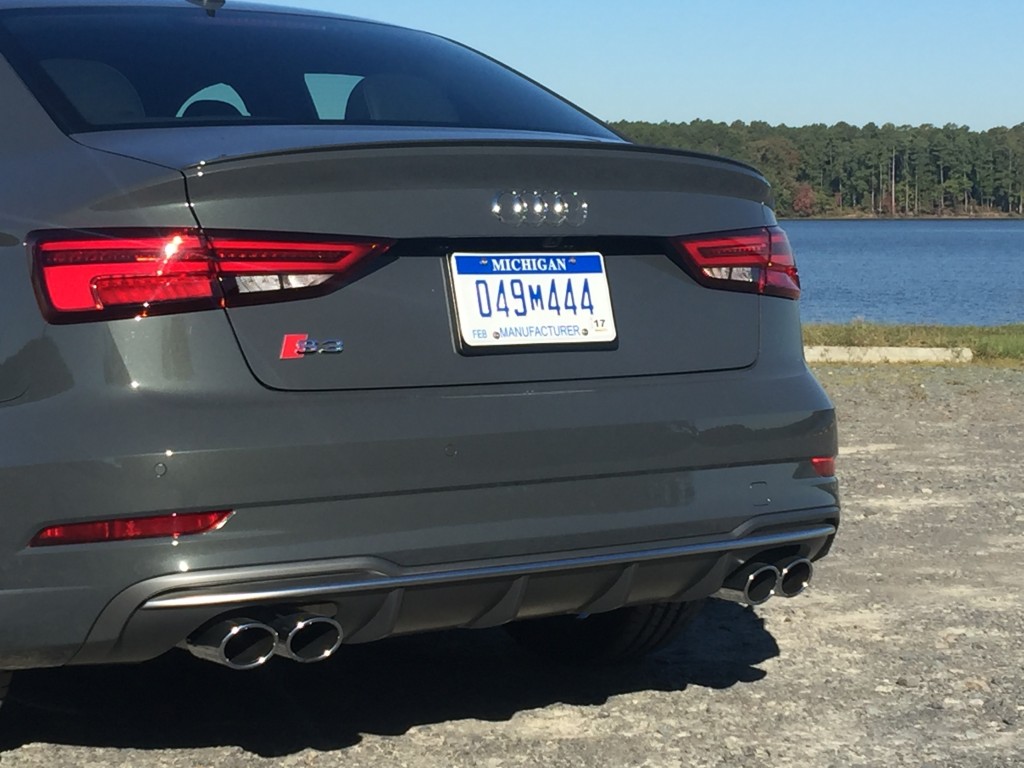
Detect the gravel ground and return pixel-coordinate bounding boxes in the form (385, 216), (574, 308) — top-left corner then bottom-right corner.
(1, 363), (1022, 767)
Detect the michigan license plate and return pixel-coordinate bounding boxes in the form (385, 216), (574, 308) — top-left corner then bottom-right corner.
(449, 252), (617, 349)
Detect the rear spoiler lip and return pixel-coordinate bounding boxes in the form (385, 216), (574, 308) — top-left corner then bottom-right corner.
(185, 138), (766, 178)
(72, 126), (764, 179)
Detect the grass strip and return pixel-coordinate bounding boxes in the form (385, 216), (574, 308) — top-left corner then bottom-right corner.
(802, 323), (1024, 361)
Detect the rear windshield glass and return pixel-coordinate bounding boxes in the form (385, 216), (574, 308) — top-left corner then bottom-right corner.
(0, 6), (616, 139)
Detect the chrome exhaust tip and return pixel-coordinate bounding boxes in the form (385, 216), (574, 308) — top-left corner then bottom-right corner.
(777, 557), (814, 598)
(184, 618), (277, 670)
(719, 563), (780, 606)
(273, 614), (343, 663)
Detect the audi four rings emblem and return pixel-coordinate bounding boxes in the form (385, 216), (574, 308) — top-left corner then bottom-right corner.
(491, 191), (589, 227)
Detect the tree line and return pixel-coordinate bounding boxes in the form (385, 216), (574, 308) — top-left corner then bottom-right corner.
(609, 119), (1024, 218)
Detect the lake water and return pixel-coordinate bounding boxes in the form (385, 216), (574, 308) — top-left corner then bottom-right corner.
(782, 220), (1024, 326)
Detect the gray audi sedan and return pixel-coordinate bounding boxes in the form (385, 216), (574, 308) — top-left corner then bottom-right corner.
(0, 0), (838, 703)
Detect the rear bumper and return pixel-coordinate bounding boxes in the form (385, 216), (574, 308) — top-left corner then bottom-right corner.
(0, 305), (837, 669)
(0, 464), (838, 669)
(70, 508), (837, 666)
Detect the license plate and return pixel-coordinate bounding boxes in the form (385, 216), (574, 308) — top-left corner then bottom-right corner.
(449, 252), (617, 349)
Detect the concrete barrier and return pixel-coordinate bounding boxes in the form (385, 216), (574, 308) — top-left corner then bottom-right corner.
(804, 346), (974, 364)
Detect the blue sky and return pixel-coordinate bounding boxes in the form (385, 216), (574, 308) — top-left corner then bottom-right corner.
(244, 0), (1021, 130)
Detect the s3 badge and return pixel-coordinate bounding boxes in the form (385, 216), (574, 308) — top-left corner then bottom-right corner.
(280, 334), (344, 359)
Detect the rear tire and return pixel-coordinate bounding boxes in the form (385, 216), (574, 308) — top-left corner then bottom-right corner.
(0, 670), (12, 711)
(506, 600), (704, 664)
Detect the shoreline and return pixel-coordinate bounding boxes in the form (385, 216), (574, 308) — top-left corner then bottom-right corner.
(802, 322), (1024, 363)
(781, 214), (1024, 222)
(805, 345), (973, 364)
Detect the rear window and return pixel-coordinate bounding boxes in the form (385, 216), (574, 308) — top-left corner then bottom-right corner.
(0, 6), (615, 139)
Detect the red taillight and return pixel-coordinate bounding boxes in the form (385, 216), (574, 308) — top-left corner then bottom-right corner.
(32, 231), (392, 323)
(811, 456), (836, 477)
(37, 235), (216, 315)
(29, 510), (233, 547)
(671, 226), (801, 299)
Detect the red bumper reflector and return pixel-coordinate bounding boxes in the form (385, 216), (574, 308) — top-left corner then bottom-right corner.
(30, 510), (233, 547)
(811, 457), (836, 477)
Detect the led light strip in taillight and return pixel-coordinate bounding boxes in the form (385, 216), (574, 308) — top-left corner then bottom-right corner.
(32, 231), (393, 323)
(670, 226), (801, 300)
(30, 510), (234, 547)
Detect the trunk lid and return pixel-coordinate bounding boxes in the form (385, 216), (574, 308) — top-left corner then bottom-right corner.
(179, 141), (772, 390)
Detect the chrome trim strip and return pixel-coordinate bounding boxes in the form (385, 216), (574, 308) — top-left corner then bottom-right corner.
(144, 524), (836, 610)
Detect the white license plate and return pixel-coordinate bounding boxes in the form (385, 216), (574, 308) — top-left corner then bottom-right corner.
(449, 252), (617, 349)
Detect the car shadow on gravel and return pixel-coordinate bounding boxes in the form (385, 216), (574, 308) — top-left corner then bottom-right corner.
(0, 599), (778, 757)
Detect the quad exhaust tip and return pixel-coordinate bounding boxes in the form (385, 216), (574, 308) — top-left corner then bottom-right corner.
(184, 618), (278, 670)
(273, 613), (344, 663)
(777, 557), (813, 598)
(719, 557), (815, 606)
(184, 613), (344, 669)
(720, 563), (780, 606)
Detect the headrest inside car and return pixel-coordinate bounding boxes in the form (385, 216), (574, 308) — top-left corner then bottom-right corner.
(41, 59), (145, 125)
(181, 99), (245, 119)
(345, 74), (458, 124)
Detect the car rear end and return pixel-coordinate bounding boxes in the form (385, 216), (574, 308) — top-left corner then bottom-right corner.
(0, 1), (837, 674)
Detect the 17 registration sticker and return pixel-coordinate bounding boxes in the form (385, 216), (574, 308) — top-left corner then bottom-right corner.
(449, 252), (617, 349)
